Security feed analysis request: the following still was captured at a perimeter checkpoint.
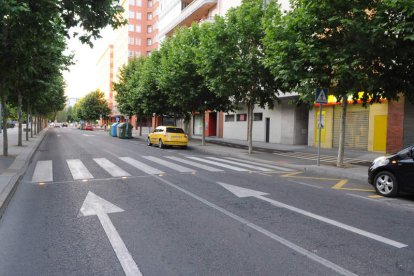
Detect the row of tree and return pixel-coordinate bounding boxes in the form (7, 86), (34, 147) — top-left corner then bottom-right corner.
(114, 0), (413, 166)
(0, 0), (124, 155)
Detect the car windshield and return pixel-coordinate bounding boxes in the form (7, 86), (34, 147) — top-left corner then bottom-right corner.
(397, 145), (414, 158)
(166, 128), (184, 133)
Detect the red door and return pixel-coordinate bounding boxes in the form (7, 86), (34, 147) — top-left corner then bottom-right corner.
(208, 112), (217, 136)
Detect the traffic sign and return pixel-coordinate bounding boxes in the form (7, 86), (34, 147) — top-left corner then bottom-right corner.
(315, 88), (328, 104)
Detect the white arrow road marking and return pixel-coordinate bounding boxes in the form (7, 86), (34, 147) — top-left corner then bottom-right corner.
(79, 192), (142, 276)
(154, 176), (356, 276)
(218, 182), (407, 249)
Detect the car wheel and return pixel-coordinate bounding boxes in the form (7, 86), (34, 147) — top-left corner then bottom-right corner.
(182, 145), (187, 149)
(158, 139), (164, 149)
(374, 171), (399, 197)
(147, 138), (152, 146)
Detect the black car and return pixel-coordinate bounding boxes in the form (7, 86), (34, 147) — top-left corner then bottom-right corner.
(368, 145), (414, 197)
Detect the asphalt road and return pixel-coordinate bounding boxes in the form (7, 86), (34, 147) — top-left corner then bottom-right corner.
(0, 128), (414, 275)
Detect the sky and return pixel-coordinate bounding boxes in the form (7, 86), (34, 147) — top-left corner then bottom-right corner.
(63, 0), (290, 101)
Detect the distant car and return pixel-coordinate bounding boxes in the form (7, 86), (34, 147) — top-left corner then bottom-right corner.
(62, 122), (68, 127)
(54, 123), (61, 128)
(368, 145), (414, 197)
(147, 126), (188, 149)
(84, 125), (93, 131)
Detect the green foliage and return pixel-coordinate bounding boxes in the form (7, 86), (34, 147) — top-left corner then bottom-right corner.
(158, 25), (232, 116)
(76, 90), (110, 122)
(197, 0), (281, 109)
(262, 0), (414, 104)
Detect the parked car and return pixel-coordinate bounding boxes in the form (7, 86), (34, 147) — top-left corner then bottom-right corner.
(54, 123), (61, 128)
(147, 126), (188, 149)
(62, 122), (68, 127)
(84, 124), (93, 131)
(1, 120), (15, 129)
(368, 145), (414, 197)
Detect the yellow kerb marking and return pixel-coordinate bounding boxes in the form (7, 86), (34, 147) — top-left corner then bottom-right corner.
(368, 195), (384, 199)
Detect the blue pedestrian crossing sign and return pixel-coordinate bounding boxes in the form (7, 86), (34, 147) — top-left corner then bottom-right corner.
(315, 88), (328, 104)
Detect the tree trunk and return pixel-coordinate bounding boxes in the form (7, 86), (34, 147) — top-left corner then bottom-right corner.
(247, 103), (254, 154)
(1, 96), (8, 156)
(34, 116), (37, 135)
(337, 97), (348, 167)
(26, 101), (29, 141)
(30, 108), (33, 138)
(139, 116), (143, 136)
(17, 91), (23, 146)
(201, 111), (206, 146)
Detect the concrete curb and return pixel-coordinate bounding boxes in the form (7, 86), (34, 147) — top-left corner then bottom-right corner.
(0, 129), (48, 218)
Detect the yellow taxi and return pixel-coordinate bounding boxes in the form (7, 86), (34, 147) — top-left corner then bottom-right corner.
(147, 126), (188, 149)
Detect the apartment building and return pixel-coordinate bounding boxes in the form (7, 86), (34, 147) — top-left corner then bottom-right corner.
(96, 0), (159, 125)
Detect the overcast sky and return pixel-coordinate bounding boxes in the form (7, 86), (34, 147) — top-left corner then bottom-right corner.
(63, 0), (290, 100)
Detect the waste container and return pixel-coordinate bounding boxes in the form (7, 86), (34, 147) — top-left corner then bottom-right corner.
(110, 122), (119, 137)
(117, 122), (133, 139)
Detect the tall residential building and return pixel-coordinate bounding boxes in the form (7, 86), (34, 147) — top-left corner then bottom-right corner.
(97, 0), (159, 124)
(157, 0), (241, 136)
(158, 0), (241, 43)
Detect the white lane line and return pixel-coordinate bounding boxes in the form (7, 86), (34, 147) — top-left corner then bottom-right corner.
(165, 156), (224, 172)
(142, 156), (195, 173)
(206, 157), (272, 172)
(94, 158), (131, 177)
(257, 194), (407, 248)
(32, 160), (53, 182)
(119, 157), (164, 175)
(67, 159), (94, 180)
(346, 193), (381, 203)
(224, 157), (294, 172)
(187, 157), (248, 171)
(154, 176), (357, 276)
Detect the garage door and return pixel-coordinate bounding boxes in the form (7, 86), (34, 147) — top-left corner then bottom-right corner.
(333, 105), (369, 150)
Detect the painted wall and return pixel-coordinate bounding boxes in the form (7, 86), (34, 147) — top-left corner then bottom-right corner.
(368, 102), (388, 152)
(223, 99), (308, 144)
(311, 105), (334, 148)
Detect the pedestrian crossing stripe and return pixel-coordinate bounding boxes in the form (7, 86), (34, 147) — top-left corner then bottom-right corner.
(30, 156), (296, 183)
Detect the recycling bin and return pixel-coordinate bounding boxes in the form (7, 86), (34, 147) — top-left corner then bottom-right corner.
(110, 122), (119, 137)
(117, 122), (133, 139)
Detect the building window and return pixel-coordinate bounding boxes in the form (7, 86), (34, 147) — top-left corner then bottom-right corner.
(128, 24), (134, 32)
(147, 25), (153, 33)
(128, 37), (135, 45)
(147, 38), (152, 46)
(136, 25), (141, 32)
(253, 113), (263, 121)
(236, 114), (247, 121)
(136, 0), (142, 6)
(225, 114), (235, 122)
(128, 51), (134, 57)
(136, 12), (142, 20)
(147, 12), (153, 20)
(148, 0), (153, 8)
(129, 11), (135, 18)
(129, 0), (135, 5)
(136, 38), (141, 45)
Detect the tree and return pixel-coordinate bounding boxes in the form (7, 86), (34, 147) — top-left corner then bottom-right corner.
(77, 90), (110, 123)
(263, 0), (414, 166)
(197, 0), (281, 154)
(159, 25), (232, 145)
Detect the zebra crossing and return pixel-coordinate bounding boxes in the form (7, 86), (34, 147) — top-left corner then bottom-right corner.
(272, 151), (368, 164)
(30, 155), (294, 183)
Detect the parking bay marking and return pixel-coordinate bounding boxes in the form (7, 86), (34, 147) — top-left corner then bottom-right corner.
(217, 182), (407, 249)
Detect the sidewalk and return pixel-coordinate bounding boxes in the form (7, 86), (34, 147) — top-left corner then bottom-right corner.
(0, 126), (47, 217)
(132, 129), (374, 183)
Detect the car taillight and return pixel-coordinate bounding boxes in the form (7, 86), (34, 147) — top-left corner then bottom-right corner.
(184, 134), (188, 138)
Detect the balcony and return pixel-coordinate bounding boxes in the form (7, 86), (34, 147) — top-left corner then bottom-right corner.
(159, 0), (217, 38)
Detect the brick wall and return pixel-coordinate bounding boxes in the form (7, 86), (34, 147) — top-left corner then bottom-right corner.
(386, 98), (405, 153)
